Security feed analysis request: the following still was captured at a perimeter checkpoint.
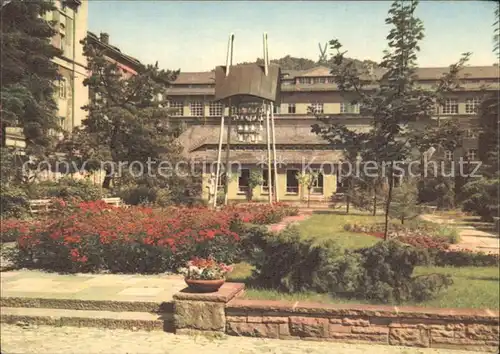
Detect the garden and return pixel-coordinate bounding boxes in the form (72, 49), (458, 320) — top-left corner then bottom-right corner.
(2, 198), (498, 309)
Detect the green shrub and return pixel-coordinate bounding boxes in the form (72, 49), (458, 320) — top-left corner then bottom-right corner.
(248, 225), (346, 293)
(461, 177), (500, 222)
(0, 184), (30, 218)
(34, 177), (102, 201)
(435, 226), (460, 244)
(118, 185), (157, 205)
(430, 249), (500, 267)
(355, 240), (453, 303)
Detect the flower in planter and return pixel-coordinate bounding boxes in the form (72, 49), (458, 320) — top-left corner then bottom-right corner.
(178, 257), (233, 280)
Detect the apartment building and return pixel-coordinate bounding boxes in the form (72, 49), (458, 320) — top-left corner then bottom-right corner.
(49, 0), (88, 132)
(172, 65), (500, 202)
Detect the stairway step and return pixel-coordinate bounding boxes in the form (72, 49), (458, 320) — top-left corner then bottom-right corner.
(0, 296), (173, 313)
(0, 307), (173, 332)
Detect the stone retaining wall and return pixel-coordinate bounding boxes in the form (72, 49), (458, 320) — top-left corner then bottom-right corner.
(173, 283), (499, 352)
(225, 299), (499, 352)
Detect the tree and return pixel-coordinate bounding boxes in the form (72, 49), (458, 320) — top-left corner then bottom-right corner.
(296, 170), (319, 208)
(0, 0), (61, 154)
(390, 180), (420, 224)
(317, 0), (469, 239)
(62, 36), (182, 190)
(246, 170), (264, 201)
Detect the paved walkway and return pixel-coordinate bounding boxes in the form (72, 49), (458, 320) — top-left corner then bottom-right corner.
(421, 214), (499, 254)
(268, 212), (312, 233)
(0, 324), (486, 354)
(1, 270), (185, 303)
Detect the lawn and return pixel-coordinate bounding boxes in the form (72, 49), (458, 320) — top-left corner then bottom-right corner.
(227, 212), (499, 309)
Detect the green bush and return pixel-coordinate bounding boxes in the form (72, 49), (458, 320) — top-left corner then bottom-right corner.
(34, 177), (102, 201)
(118, 185), (157, 205)
(247, 225), (346, 293)
(355, 240), (452, 303)
(461, 177), (500, 222)
(0, 184), (30, 218)
(430, 249), (500, 267)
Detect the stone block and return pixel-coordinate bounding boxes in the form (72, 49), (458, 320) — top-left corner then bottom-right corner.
(389, 328), (430, 347)
(329, 318), (343, 324)
(342, 318), (370, 327)
(174, 301), (225, 331)
(290, 317), (329, 338)
(466, 324), (500, 340)
(329, 333), (388, 343)
(226, 322), (279, 338)
(279, 323), (290, 337)
(226, 316), (246, 323)
(262, 316), (288, 324)
(431, 329), (454, 338)
(352, 326), (389, 335)
(247, 316), (262, 323)
(329, 324), (352, 334)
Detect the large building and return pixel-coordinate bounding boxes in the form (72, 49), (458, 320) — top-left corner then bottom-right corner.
(172, 65), (499, 202)
(49, 0), (88, 132)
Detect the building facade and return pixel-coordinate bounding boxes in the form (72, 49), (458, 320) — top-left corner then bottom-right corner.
(48, 0), (88, 132)
(172, 65), (499, 202)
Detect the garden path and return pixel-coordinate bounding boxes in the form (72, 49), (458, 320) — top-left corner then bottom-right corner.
(420, 214), (499, 254)
(0, 324), (485, 354)
(267, 211), (313, 233)
(0, 270), (185, 303)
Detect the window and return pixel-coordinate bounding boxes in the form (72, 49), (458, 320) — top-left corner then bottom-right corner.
(298, 77), (313, 84)
(466, 149), (477, 161)
(273, 104), (280, 114)
(169, 101), (184, 116)
(444, 150), (453, 161)
(190, 101), (203, 116)
(216, 172), (226, 191)
(288, 103), (296, 114)
(60, 33), (66, 53)
(58, 78), (66, 99)
(465, 98), (480, 114)
(310, 103), (324, 114)
(340, 102), (360, 114)
(311, 170), (324, 194)
(442, 99), (458, 114)
(261, 169), (275, 194)
(209, 101), (222, 116)
(465, 129), (477, 138)
(286, 169), (299, 194)
(238, 169), (250, 194)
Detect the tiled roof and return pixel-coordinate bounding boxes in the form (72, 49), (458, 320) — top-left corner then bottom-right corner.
(171, 65), (499, 85)
(177, 123), (371, 156)
(188, 149), (344, 164)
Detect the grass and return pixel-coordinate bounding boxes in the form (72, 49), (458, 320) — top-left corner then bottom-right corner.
(228, 263), (500, 309)
(226, 211), (498, 309)
(296, 212), (382, 249)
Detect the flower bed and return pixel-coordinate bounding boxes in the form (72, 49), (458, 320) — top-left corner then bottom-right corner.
(2, 200), (297, 273)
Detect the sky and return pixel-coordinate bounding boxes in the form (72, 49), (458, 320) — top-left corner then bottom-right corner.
(88, 1), (499, 72)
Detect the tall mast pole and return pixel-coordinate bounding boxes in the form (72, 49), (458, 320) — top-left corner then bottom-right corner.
(270, 102), (279, 202)
(214, 33), (234, 208)
(263, 33), (272, 204)
(223, 98), (232, 205)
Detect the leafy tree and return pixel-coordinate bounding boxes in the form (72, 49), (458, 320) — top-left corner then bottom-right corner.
(246, 170), (264, 201)
(296, 170), (319, 208)
(389, 180), (420, 224)
(317, 0), (469, 239)
(61, 36), (182, 190)
(1, 0), (61, 154)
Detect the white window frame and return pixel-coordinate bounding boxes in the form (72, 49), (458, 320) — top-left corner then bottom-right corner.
(465, 98), (480, 114)
(237, 168), (250, 194)
(169, 100), (184, 116)
(311, 169), (324, 195)
(466, 149), (477, 161)
(465, 129), (477, 138)
(190, 101), (204, 117)
(285, 169), (299, 195)
(442, 99), (458, 115)
(261, 169), (275, 194)
(288, 103), (296, 114)
(444, 150), (453, 161)
(310, 103), (324, 114)
(209, 101), (222, 116)
(58, 78), (66, 99)
(340, 102), (360, 114)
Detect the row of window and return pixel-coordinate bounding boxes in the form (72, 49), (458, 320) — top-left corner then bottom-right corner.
(444, 149), (478, 161)
(217, 169), (325, 195)
(167, 98), (481, 117)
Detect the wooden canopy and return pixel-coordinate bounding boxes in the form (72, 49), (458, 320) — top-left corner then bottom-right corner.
(214, 63), (281, 104)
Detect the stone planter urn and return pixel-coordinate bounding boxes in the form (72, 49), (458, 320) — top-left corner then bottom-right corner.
(184, 278), (225, 293)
